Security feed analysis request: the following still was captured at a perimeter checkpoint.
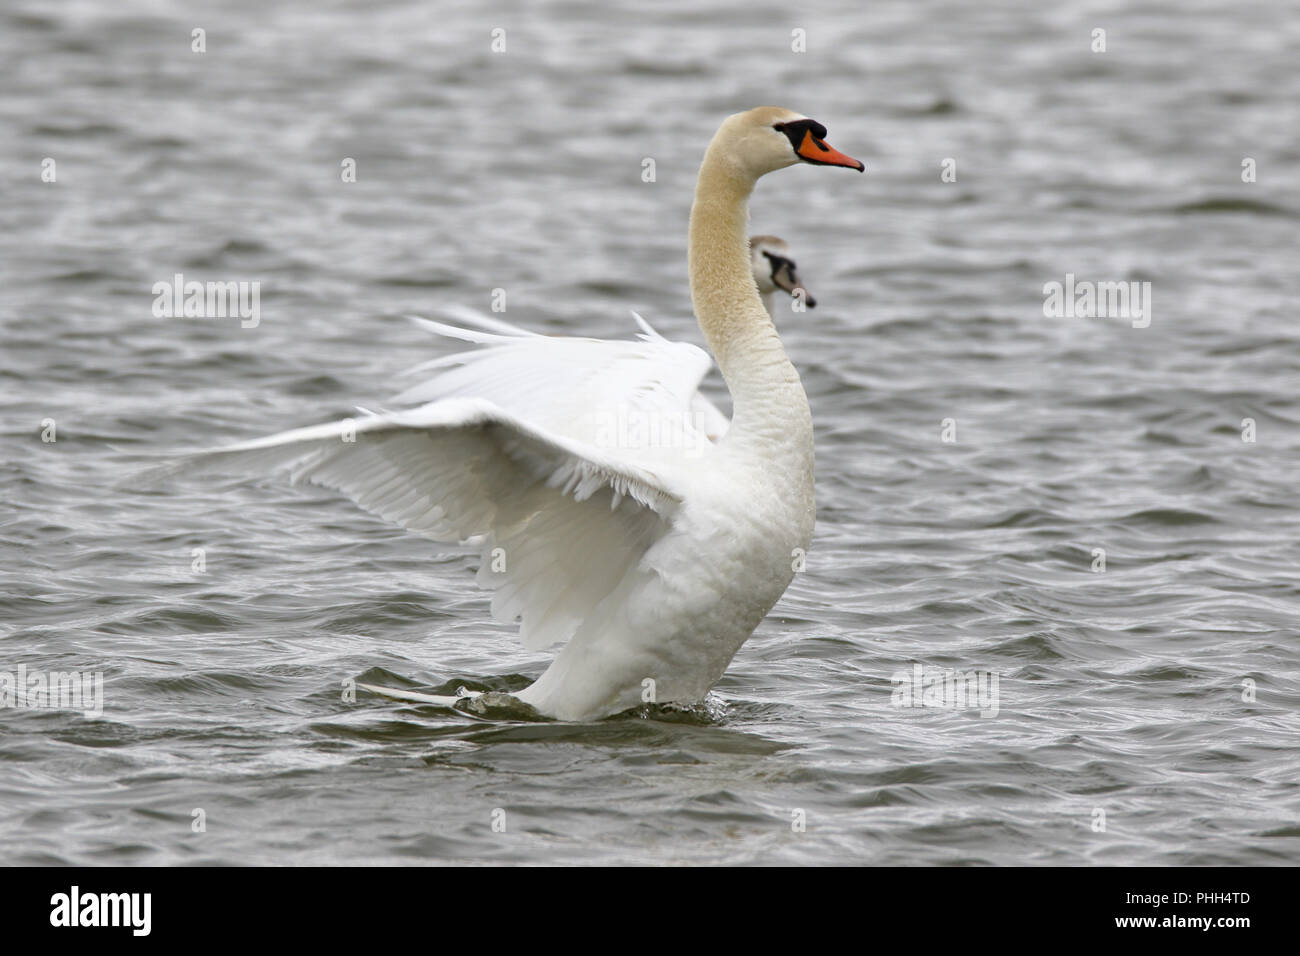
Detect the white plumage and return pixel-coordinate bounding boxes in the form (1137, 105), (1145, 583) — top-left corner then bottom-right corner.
(155, 107), (862, 720)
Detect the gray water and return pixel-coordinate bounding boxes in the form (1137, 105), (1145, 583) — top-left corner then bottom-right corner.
(3, 0), (1299, 865)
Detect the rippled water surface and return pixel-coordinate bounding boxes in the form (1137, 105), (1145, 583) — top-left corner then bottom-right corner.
(3, 0), (1299, 865)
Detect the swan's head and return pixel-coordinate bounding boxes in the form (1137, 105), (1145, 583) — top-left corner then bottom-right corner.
(717, 106), (864, 181)
(750, 235), (816, 309)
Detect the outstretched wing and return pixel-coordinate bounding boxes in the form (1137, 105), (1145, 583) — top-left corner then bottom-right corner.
(148, 398), (686, 651)
(392, 308), (731, 445)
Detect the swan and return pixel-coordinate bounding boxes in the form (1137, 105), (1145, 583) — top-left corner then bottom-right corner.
(749, 234), (816, 315)
(159, 107), (862, 721)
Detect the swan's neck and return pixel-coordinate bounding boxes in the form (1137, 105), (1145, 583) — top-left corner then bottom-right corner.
(761, 291), (782, 321)
(689, 153), (811, 453)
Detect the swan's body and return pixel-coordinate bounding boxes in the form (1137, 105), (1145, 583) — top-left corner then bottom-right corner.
(164, 108), (861, 721)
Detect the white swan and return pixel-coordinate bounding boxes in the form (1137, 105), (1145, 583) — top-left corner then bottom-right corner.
(165, 107), (862, 721)
(750, 234), (816, 316)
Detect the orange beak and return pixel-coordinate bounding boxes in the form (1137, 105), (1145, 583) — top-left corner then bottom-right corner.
(796, 129), (865, 171)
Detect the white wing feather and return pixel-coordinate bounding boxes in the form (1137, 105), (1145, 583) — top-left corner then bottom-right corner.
(151, 309), (733, 653)
(395, 309), (731, 444)
(151, 398), (687, 651)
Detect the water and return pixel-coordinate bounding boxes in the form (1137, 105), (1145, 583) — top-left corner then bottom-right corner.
(2, 0), (1299, 865)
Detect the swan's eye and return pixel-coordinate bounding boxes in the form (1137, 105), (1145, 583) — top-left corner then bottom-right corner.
(773, 118), (863, 171)
(762, 251), (795, 277)
(774, 119), (829, 151)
